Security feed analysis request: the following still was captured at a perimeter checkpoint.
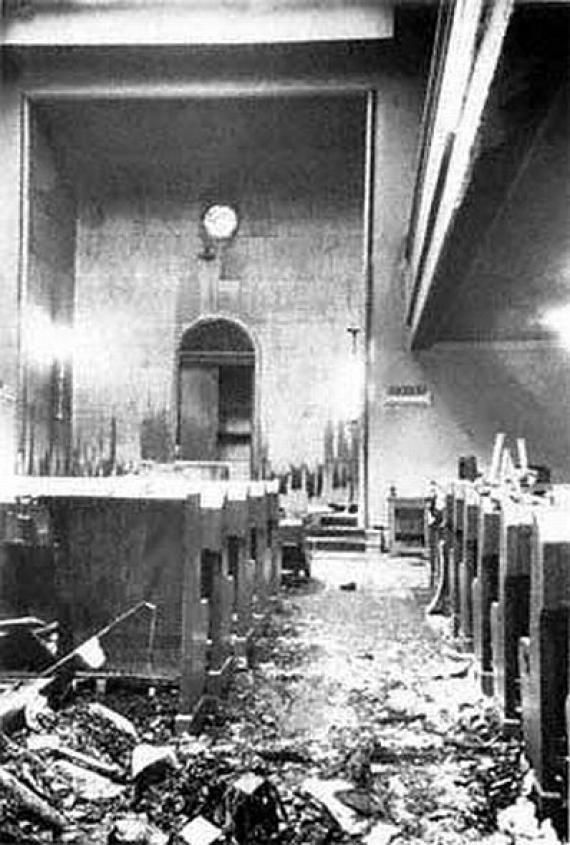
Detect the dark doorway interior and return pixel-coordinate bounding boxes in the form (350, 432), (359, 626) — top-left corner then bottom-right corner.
(178, 319), (255, 478)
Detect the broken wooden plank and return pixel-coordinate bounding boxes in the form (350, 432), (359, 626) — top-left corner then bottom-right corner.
(0, 765), (68, 831)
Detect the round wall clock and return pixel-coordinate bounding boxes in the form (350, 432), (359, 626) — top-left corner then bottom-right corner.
(202, 203), (239, 241)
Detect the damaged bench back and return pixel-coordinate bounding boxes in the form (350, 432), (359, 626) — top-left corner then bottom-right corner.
(0, 476), (281, 731)
(459, 486), (479, 649)
(519, 508), (569, 811)
(472, 496), (500, 697)
(449, 484), (466, 638)
(491, 499), (533, 726)
(430, 464), (569, 837)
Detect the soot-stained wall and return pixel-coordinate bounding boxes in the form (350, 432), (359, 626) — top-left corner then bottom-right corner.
(368, 77), (570, 522)
(23, 112), (75, 475)
(72, 96), (366, 473)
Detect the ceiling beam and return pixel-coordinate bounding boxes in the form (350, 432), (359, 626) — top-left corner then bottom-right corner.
(406, 0), (515, 346)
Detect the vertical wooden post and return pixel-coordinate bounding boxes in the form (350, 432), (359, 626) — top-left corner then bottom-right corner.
(361, 88), (376, 531)
(450, 484), (465, 638)
(492, 500), (532, 728)
(176, 493), (207, 734)
(520, 510), (569, 810)
(459, 488), (479, 648)
(472, 499), (500, 695)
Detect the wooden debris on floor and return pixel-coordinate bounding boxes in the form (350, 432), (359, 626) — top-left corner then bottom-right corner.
(0, 582), (564, 844)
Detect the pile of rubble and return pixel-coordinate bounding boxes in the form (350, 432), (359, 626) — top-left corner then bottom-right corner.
(0, 594), (564, 844)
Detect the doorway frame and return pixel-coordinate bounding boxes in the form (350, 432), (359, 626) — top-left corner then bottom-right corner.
(176, 314), (261, 478)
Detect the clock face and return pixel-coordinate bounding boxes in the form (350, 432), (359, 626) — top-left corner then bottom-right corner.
(202, 204), (239, 241)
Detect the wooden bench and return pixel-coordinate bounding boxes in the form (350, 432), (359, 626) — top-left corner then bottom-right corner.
(248, 482), (270, 612)
(567, 692), (570, 838)
(0, 475), (280, 732)
(266, 482), (281, 596)
(225, 482), (256, 665)
(490, 499), (532, 728)
(459, 486), (479, 649)
(449, 484), (466, 638)
(472, 496), (500, 695)
(198, 485), (235, 703)
(519, 508), (569, 819)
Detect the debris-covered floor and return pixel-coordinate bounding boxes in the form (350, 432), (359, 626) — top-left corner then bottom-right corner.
(0, 552), (565, 844)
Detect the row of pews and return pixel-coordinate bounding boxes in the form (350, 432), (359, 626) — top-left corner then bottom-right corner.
(429, 469), (569, 837)
(0, 473), (281, 732)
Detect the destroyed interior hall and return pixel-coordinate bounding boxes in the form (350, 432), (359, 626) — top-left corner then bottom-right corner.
(0, 0), (569, 516)
(0, 0), (569, 844)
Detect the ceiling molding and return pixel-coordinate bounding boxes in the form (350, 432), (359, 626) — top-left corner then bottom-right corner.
(1, 2), (393, 46)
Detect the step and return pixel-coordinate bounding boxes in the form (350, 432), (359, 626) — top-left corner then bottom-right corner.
(306, 534), (366, 553)
(307, 526), (364, 538)
(318, 514), (359, 529)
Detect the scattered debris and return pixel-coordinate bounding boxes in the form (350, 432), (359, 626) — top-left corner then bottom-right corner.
(363, 820), (400, 845)
(0, 677), (53, 733)
(227, 772), (284, 843)
(178, 815), (224, 845)
(131, 744), (178, 782)
(302, 777), (369, 836)
(0, 563), (563, 845)
(51, 758), (126, 801)
(0, 764), (68, 831)
(88, 702), (139, 741)
(335, 788), (385, 816)
(108, 813), (169, 844)
(29, 733), (123, 779)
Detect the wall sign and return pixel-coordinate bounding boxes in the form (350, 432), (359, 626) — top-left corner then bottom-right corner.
(384, 384), (432, 406)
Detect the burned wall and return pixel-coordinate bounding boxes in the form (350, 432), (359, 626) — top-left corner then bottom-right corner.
(368, 74), (570, 524)
(71, 96), (366, 475)
(0, 63), (21, 475)
(24, 111), (76, 475)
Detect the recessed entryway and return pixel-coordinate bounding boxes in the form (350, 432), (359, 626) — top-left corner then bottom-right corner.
(177, 317), (255, 478)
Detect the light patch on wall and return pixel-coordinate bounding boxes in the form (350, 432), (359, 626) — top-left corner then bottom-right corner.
(331, 356), (364, 423)
(22, 305), (74, 367)
(541, 303), (570, 349)
(23, 303), (137, 390)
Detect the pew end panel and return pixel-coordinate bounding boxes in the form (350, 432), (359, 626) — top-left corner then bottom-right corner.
(494, 503), (533, 726)
(459, 488), (480, 649)
(450, 484), (466, 638)
(234, 558), (256, 666)
(248, 483), (270, 612)
(178, 494), (210, 732)
(473, 501), (500, 696)
(521, 510), (570, 807)
(566, 693), (570, 839)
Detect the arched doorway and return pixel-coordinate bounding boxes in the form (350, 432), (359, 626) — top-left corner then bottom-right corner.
(177, 318), (256, 479)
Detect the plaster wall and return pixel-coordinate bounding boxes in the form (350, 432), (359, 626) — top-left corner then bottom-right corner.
(368, 77), (570, 524)
(3, 46), (568, 518)
(0, 72), (21, 474)
(26, 112), (76, 474)
(372, 337), (570, 524)
(73, 102), (365, 472)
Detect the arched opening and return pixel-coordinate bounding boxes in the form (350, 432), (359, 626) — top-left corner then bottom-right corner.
(177, 318), (255, 479)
